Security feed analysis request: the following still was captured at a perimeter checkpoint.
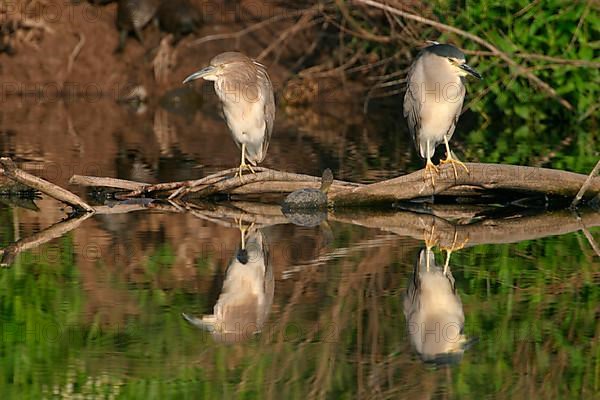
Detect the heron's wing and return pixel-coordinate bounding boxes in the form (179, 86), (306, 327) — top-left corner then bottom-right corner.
(257, 64), (275, 160)
(445, 78), (467, 141)
(403, 61), (421, 154)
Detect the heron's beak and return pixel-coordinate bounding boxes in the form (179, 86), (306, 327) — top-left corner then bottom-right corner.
(183, 66), (216, 84)
(459, 63), (482, 79)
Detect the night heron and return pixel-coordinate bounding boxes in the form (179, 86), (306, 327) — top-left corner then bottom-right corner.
(183, 52), (275, 179)
(182, 228), (274, 344)
(403, 247), (469, 365)
(404, 43), (481, 185)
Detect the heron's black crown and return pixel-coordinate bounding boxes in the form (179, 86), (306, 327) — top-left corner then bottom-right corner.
(424, 44), (465, 60)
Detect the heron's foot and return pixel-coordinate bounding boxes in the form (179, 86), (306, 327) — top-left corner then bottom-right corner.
(440, 231), (469, 253)
(423, 224), (438, 249)
(236, 217), (255, 250)
(423, 160), (439, 186)
(235, 162), (256, 181)
(440, 155), (469, 180)
(440, 232), (469, 275)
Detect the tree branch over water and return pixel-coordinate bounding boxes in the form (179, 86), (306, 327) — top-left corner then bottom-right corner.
(69, 163), (600, 206)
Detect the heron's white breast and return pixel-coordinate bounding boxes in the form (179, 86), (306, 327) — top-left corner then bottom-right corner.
(412, 54), (465, 144)
(213, 254), (267, 320)
(215, 78), (267, 145)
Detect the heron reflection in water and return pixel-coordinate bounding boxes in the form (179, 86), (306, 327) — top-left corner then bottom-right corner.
(182, 227), (274, 344)
(403, 247), (473, 365)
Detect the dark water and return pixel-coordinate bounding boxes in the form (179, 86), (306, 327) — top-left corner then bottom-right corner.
(0, 95), (599, 399)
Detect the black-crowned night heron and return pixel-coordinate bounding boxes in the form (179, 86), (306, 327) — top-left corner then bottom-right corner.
(404, 43), (481, 185)
(403, 247), (469, 365)
(183, 52), (275, 179)
(182, 228), (274, 344)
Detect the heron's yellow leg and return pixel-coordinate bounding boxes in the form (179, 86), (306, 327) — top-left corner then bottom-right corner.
(237, 217), (255, 250)
(422, 140), (439, 186)
(423, 224), (437, 271)
(424, 158), (439, 187)
(440, 136), (469, 179)
(441, 231), (469, 275)
(236, 144), (256, 180)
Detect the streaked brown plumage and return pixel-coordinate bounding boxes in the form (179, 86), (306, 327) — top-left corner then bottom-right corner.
(183, 52), (276, 178)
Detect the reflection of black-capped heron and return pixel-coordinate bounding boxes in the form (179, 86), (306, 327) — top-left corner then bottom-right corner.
(182, 229), (274, 344)
(404, 43), (481, 185)
(403, 247), (471, 365)
(183, 52), (275, 179)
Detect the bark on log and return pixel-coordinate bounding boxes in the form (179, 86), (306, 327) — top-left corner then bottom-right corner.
(331, 162), (600, 206)
(68, 163), (600, 206)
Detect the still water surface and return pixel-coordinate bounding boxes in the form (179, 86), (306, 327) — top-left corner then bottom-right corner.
(0, 96), (598, 399)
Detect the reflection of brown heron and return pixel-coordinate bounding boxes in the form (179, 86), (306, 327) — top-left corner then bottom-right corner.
(183, 52), (275, 179)
(182, 228), (274, 344)
(403, 247), (470, 365)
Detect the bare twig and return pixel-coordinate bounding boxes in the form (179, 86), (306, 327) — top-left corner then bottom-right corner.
(571, 160), (600, 208)
(581, 227), (600, 258)
(257, 13), (323, 61)
(463, 49), (600, 68)
(1, 158), (93, 212)
(66, 32), (85, 76)
(69, 175), (149, 191)
(187, 6), (323, 48)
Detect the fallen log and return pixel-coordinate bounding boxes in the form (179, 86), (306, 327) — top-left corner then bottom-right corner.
(68, 162), (600, 207)
(331, 162), (600, 206)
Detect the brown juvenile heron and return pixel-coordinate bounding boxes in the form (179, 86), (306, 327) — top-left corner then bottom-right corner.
(183, 52), (275, 178)
(404, 42), (481, 185)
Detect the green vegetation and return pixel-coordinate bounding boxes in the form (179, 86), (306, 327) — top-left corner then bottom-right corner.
(0, 203), (598, 398)
(326, 0), (598, 172)
(434, 0), (599, 172)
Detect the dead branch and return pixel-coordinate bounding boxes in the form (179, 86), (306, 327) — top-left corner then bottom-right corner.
(1, 212), (93, 266)
(69, 167), (361, 199)
(69, 175), (150, 191)
(1, 158), (94, 212)
(68, 163), (600, 206)
(183, 169), (359, 198)
(571, 160), (600, 208)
